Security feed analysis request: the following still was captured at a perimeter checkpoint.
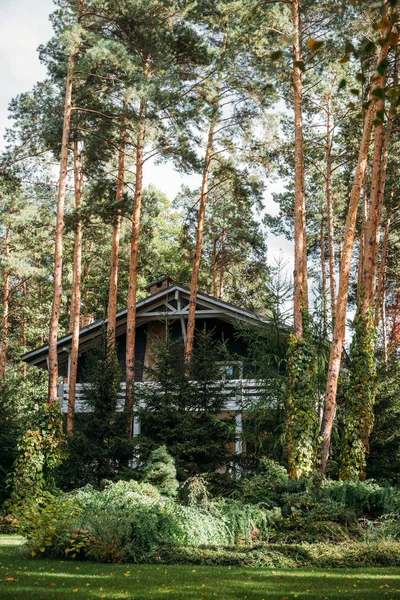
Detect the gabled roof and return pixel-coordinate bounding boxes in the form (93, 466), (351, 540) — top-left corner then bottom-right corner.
(22, 283), (265, 370)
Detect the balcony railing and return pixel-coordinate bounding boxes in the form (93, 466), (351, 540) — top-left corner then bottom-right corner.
(57, 379), (267, 413)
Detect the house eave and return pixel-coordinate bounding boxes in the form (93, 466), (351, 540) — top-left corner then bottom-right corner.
(21, 283), (265, 367)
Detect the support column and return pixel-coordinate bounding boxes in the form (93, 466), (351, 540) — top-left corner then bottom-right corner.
(133, 415), (141, 437)
(235, 411), (243, 454)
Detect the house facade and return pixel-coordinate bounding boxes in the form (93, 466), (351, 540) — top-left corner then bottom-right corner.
(22, 276), (267, 452)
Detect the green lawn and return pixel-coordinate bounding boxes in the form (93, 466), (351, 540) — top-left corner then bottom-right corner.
(1, 535), (400, 599)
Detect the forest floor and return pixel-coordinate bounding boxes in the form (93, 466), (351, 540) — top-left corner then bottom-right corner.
(1, 535), (400, 599)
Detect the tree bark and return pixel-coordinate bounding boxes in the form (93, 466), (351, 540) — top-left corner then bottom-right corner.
(107, 110), (127, 347)
(360, 82), (387, 314)
(325, 95), (336, 319)
(292, 0), (308, 339)
(375, 205), (391, 328)
(382, 287), (388, 364)
(0, 226), (10, 381)
(21, 281), (27, 377)
(320, 214), (328, 336)
(125, 100), (146, 438)
(66, 140), (84, 435)
(357, 184), (368, 301)
(219, 229), (225, 300)
(184, 113), (217, 364)
(212, 233), (218, 297)
(81, 240), (94, 327)
(320, 29), (392, 474)
(48, 0), (85, 405)
(370, 56), (398, 306)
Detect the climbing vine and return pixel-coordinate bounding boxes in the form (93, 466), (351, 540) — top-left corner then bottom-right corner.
(6, 401), (64, 511)
(339, 306), (377, 480)
(285, 314), (318, 479)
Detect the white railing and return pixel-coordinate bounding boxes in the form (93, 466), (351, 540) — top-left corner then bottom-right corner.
(58, 379), (267, 413)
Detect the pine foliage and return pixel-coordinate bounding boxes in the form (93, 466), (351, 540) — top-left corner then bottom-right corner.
(142, 445), (179, 498)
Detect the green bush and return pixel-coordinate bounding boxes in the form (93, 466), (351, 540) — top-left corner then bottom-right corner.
(16, 492), (83, 557)
(369, 514), (400, 542)
(321, 479), (400, 517)
(133, 540), (400, 568)
(18, 479), (278, 562)
(237, 459), (290, 505)
(142, 446), (179, 498)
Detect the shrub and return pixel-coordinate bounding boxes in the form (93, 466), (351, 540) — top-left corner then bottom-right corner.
(16, 493), (82, 557)
(369, 514), (400, 542)
(179, 476), (210, 506)
(56, 338), (134, 490)
(5, 402), (64, 512)
(321, 479), (400, 517)
(19, 479), (278, 562)
(130, 541), (400, 568)
(238, 459), (290, 505)
(142, 446), (179, 498)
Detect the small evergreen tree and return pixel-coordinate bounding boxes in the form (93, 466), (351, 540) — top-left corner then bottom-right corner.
(57, 333), (133, 489)
(142, 445), (179, 498)
(135, 328), (235, 479)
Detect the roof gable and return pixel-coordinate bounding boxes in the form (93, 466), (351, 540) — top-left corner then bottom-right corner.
(22, 283), (264, 367)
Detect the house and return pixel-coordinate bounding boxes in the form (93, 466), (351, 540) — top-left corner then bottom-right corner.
(22, 276), (267, 452)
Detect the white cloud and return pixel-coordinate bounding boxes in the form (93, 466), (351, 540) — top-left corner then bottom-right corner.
(0, 0), (54, 148)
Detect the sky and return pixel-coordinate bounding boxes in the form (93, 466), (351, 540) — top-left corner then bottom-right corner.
(0, 0), (293, 277)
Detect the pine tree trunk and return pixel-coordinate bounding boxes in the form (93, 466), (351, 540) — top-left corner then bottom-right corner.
(81, 240), (94, 327)
(184, 111), (218, 364)
(107, 110), (127, 346)
(382, 289), (388, 364)
(67, 140), (84, 435)
(125, 100), (146, 438)
(48, 0), (84, 405)
(212, 233), (218, 297)
(370, 58), (397, 305)
(320, 31), (392, 473)
(357, 185), (368, 300)
(0, 226), (10, 381)
(360, 85), (386, 314)
(219, 229), (225, 300)
(21, 281), (27, 377)
(292, 0), (308, 339)
(375, 206), (391, 327)
(326, 95), (336, 319)
(320, 214), (328, 336)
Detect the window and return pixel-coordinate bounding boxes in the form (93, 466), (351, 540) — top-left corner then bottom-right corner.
(216, 361), (243, 380)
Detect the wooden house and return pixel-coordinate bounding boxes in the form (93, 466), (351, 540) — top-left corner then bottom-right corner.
(22, 276), (267, 453)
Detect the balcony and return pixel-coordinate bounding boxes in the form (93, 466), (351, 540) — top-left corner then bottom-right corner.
(57, 379), (267, 454)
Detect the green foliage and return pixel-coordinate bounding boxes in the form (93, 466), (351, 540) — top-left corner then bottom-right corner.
(5, 402), (64, 512)
(179, 476), (210, 507)
(322, 479), (400, 517)
(142, 446), (179, 499)
(16, 493), (83, 558)
(0, 371), (48, 508)
(56, 337), (133, 489)
(18, 479), (277, 562)
(285, 317), (318, 479)
(135, 329), (235, 480)
(236, 458), (289, 505)
(145, 539), (400, 568)
(340, 307), (377, 480)
(368, 357), (400, 484)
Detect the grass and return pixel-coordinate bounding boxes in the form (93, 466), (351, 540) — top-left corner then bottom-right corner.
(1, 535), (400, 599)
